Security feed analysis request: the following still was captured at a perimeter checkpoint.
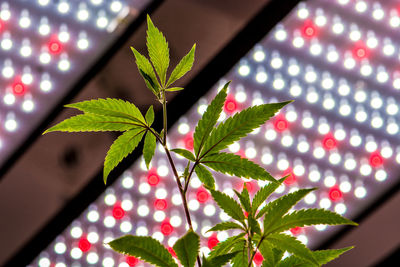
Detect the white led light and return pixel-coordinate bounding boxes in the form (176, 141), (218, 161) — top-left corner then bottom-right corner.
(313, 147), (325, 159)
(304, 70), (317, 83)
(178, 122), (189, 134)
(386, 101), (398, 115)
(153, 211), (165, 222)
(343, 57), (356, 69)
(5, 117), (17, 132)
(319, 198), (331, 209)
(87, 210), (99, 222)
(87, 252), (99, 264)
(104, 193), (116, 205)
(309, 42), (322, 56)
(293, 165), (305, 176)
(277, 158), (289, 170)
(110, 1), (123, 13)
(38, 17), (50, 36)
(71, 247), (83, 259)
(350, 134), (362, 147)
(339, 103), (351, 117)
(20, 39), (32, 57)
(104, 216), (116, 227)
(360, 164), (372, 176)
(122, 176), (134, 189)
(172, 193), (182, 205)
(188, 199), (200, 211)
(355, 1), (368, 13)
(238, 65), (250, 76)
(39, 52), (51, 65)
(371, 116), (383, 129)
(332, 22), (344, 35)
(383, 43), (395, 57)
(155, 188), (167, 199)
(292, 36), (305, 48)
(390, 13), (400, 28)
(335, 203), (347, 215)
(270, 56), (283, 69)
(275, 27), (287, 41)
(40, 78), (52, 92)
(286, 109), (297, 122)
(136, 226), (148, 236)
(137, 205), (150, 216)
(87, 232), (99, 243)
(204, 204), (216, 216)
(393, 78), (400, 90)
(58, 29), (70, 43)
(70, 226), (83, 238)
(281, 135), (293, 147)
(55, 263), (66, 267)
(289, 83), (302, 97)
(58, 1), (70, 14)
(121, 199), (133, 211)
(96, 12), (109, 29)
(157, 165), (169, 176)
(22, 73), (33, 85)
(334, 127), (347, 141)
(4, 93), (15, 105)
(91, 0), (103, 5)
(265, 128), (277, 141)
(0, 4), (11, 21)
(1, 32), (13, 50)
(253, 49), (265, 62)
(354, 90), (367, 103)
(366, 34), (378, 49)
(321, 76), (334, 90)
(381, 146), (393, 159)
(322, 97), (335, 110)
(360, 63), (372, 76)
(340, 181), (351, 193)
(170, 215), (182, 227)
(38, 0), (50, 6)
(376, 69), (389, 83)
(103, 257), (115, 267)
(372, 6), (384, 20)
(387, 121), (399, 135)
(365, 139), (378, 152)
(375, 169), (387, 181)
(272, 76), (285, 90)
(355, 110), (367, 123)
(326, 49), (339, 63)
(297, 5), (309, 19)
(235, 90), (247, 103)
(255, 71), (268, 83)
(302, 115), (314, 129)
(318, 121), (330, 135)
(354, 186), (367, 198)
(329, 152), (341, 165)
(304, 192), (316, 204)
(288, 64), (300, 77)
(306, 90), (318, 103)
(261, 153), (273, 165)
(58, 57), (71, 72)
(19, 10), (31, 29)
(54, 242), (66, 254)
(77, 4), (90, 21)
(297, 140), (309, 153)
(344, 157), (356, 170)
(22, 99), (35, 113)
(245, 147), (257, 158)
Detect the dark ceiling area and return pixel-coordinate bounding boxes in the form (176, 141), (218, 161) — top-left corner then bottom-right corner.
(1, 0), (399, 266)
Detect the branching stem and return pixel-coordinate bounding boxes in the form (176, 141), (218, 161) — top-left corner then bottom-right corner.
(248, 235), (265, 267)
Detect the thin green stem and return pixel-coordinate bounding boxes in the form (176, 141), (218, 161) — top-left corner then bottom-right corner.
(248, 235), (265, 267)
(162, 90), (167, 145)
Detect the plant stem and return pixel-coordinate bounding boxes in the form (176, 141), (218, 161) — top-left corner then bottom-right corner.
(162, 90), (167, 145)
(248, 236), (265, 267)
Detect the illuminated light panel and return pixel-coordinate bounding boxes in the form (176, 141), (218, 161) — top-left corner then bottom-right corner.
(0, 0), (153, 169)
(33, 0), (400, 266)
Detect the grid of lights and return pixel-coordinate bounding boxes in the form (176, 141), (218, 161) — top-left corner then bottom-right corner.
(31, 0), (400, 266)
(0, 0), (152, 167)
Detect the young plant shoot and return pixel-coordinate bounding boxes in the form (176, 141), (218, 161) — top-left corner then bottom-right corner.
(44, 15), (357, 267)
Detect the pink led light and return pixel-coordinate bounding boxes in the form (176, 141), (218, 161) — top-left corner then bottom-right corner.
(196, 188), (209, 203)
(147, 170), (160, 186)
(168, 247), (177, 258)
(12, 78), (27, 95)
(274, 116), (289, 132)
(253, 252), (264, 265)
(323, 134), (337, 150)
(183, 134), (194, 150)
(126, 256), (139, 266)
(78, 237), (91, 252)
(329, 186), (343, 201)
(207, 235), (219, 249)
(112, 204), (125, 219)
(302, 20), (318, 38)
(369, 151), (383, 167)
(224, 95), (238, 113)
(48, 37), (63, 54)
(154, 198), (167, 210)
(290, 226), (303, 235)
(352, 42), (370, 60)
(160, 220), (174, 235)
(283, 168), (296, 185)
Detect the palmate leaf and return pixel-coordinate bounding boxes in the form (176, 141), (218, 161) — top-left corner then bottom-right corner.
(268, 208), (357, 235)
(170, 148), (195, 161)
(173, 230), (199, 267)
(193, 82), (228, 157)
(207, 221), (244, 232)
(104, 128), (145, 183)
(210, 190), (245, 223)
(259, 242), (283, 267)
(277, 247), (354, 267)
(166, 44), (196, 87)
(195, 164), (215, 189)
(253, 177), (286, 215)
(143, 131), (156, 169)
(146, 15), (169, 85)
(145, 105), (155, 126)
(65, 98), (146, 124)
(261, 188), (316, 230)
(43, 114), (140, 134)
(231, 241), (248, 267)
(109, 235), (178, 267)
(209, 233), (246, 258)
(265, 233), (318, 266)
(202, 152), (276, 183)
(234, 187), (251, 213)
(200, 101), (291, 158)
(202, 252), (238, 267)
(131, 47), (160, 95)
(248, 216), (262, 235)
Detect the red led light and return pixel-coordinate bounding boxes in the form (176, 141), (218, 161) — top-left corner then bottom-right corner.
(329, 186), (343, 201)
(323, 134), (337, 150)
(254, 252), (264, 266)
(168, 247), (177, 258)
(290, 226), (303, 235)
(352, 43), (370, 60)
(12, 81), (26, 95)
(0, 21), (4, 32)
(224, 96), (238, 113)
(369, 152), (383, 167)
(196, 189), (209, 203)
(126, 256), (139, 266)
(274, 117), (289, 132)
(147, 170), (160, 186)
(208, 235), (219, 249)
(283, 168), (296, 185)
(161, 221), (174, 235)
(112, 204), (125, 219)
(244, 181), (254, 193)
(302, 20), (318, 38)
(184, 134), (194, 150)
(78, 238), (91, 252)
(154, 199), (167, 210)
(48, 39), (62, 54)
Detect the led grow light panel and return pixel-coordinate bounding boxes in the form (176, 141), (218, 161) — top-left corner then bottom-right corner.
(31, 0), (400, 266)
(0, 0), (152, 167)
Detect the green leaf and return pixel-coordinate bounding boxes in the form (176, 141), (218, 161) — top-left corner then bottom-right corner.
(209, 233), (245, 258)
(202, 152), (276, 183)
(143, 131), (156, 169)
(253, 177), (286, 216)
(104, 128), (145, 183)
(146, 15), (169, 85)
(234, 187), (251, 213)
(200, 101), (291, 158)
(207, 221), (244, 233)
(231, 241), (248, 267)
(277, 247), (353, 267)
(268, 208), (357, 235)
(193, 83), (228, 157)
(266, 233), (318, 266)
(145, 105), (155, 126)
(166, 44), (196, 87)
(262, 188), (316, 231)
(259, 242), (283, 267)
(202, 252), (239, 267)
(65, 98), (146, 124)
(173, 230), (200, 267)
(131, 47), (160, 95)
(108, 235), (178, 267)
(195, 164), (215, 189)
(43, 114), (140, 134)
(165, 87), (184, 92)
(211, 190), (245, 223)
(170, 148), (195, 161)
(248, 216), (262, 235)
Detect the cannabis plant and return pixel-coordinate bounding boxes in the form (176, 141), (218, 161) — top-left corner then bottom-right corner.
(44, 15), (357, 266)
